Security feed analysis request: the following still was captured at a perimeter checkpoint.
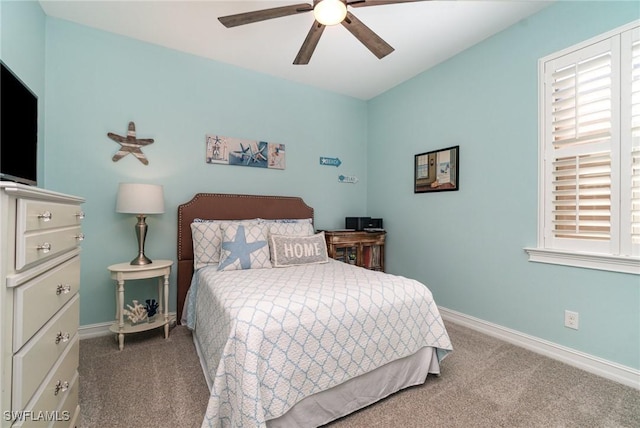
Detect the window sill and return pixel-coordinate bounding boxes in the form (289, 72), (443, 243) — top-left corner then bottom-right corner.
(524, 248), (640, 275)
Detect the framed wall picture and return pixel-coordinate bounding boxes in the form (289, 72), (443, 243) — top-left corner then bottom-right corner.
(414, 145), (459, 193)
(206, 134), (286, 170)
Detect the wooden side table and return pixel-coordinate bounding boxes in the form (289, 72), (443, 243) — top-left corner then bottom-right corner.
(107, 260), (174, 350)
(324, 230), (386, 272)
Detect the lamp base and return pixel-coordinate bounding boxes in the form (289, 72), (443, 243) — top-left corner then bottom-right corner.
(129, 214), (153, 265)
(130, 254), (153, 265)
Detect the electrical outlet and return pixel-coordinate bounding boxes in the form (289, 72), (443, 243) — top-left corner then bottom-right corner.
(565, 310), (579, 330)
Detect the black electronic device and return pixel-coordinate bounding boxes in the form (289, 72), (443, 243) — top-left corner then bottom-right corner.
(346, 217), (383, 231)
(368, 218), (383, 229)
(1, 61), (38, 186)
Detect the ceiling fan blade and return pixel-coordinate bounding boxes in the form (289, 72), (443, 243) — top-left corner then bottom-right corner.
(294, 21), (326, 65)
(341, 12), (394, 59)
(218, 3), (313, 28)
(348, 0), (429, 7)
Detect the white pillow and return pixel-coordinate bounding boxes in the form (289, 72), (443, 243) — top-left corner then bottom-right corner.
(260, 218), (314, 237)
(191, 219), (259, 269)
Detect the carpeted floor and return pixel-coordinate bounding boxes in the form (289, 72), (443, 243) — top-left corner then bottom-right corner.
(79, 322), (640, 427)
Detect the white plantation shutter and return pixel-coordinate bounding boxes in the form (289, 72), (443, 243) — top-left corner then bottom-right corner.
(544, 38), (617, 253)
(550, 51), (613, 149)
(535, 22), (640, 271)
(629, 33), (640, 252)
(551, 152), (611, 241)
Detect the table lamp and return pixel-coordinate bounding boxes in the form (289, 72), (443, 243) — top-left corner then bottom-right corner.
(116, 183), (165, 265)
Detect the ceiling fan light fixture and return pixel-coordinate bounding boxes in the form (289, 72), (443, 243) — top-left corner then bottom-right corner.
(313, 0), (347, 26)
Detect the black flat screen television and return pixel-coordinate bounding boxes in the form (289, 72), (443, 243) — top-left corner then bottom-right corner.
(1, 61), (38, 186)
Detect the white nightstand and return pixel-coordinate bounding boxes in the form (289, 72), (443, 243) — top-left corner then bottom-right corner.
(107, 260), (174, 350)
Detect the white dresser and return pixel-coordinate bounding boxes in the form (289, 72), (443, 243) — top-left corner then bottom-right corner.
(1, 183), (84, 428)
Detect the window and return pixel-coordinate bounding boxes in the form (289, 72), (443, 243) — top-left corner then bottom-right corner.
(526, 22), (640, 274)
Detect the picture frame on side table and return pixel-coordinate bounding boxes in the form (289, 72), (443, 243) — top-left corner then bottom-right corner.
(414, 145), (459, 193)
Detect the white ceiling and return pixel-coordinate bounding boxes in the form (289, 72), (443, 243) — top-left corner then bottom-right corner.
(39, 0), (553, 100)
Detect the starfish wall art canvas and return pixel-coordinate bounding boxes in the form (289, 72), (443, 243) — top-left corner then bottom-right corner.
(205, 134), (286, 170)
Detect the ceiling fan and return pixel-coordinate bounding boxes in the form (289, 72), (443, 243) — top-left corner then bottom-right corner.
(218, 0), (427, 65)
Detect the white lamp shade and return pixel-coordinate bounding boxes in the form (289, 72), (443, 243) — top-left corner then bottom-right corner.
(314, 0), (347, 26)
(116, 183), (165, 214)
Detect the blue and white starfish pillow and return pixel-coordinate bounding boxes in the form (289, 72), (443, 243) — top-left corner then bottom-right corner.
(218, 223), (272, 271)
(191, 219), (259, 268)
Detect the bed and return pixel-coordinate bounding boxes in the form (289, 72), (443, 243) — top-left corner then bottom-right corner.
(177, 193), (452, 428)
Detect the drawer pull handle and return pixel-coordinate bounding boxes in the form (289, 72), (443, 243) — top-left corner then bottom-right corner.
(38, 211), (53, 221)
(56, 284), (71, 295)
(75, 233), (85, 241)
(37, 243), (52, 253)
(54, 380), (69, 396)
(76, 211), (85, 220)
(55, 331), (70, 344)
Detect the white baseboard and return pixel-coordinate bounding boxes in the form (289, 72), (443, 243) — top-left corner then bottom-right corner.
(78, 321), (113, 340)
(439, 307), (640, 390)
(79, 312), (178, 340)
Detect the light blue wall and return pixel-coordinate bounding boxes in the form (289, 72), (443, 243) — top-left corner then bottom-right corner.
(3, 1), (638, 371)
(41, 19), (368, 326)
(367, 1), (640, 369)
(0, 0), (46, 183)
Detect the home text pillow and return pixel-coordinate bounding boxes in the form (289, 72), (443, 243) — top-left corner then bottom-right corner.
(191, 219), (259, 269)
(269, 231), (329, 267)
(218, 223), (272, 271)
(262, 218), (314, 236)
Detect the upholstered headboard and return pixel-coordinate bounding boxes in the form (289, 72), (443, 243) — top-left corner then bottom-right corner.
(176, 193), (314, 323)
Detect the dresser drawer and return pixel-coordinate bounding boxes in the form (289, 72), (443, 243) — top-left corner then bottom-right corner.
(16, 226), (83, 271)
(55, 400), (80, 428)
(11, 337), (79, 427)
(12, 296), (79, 410)
(50, 374), (78, 428)
(11, 375), (79, 428)
(18, 199), (84, 233)
(13, 256), (80, 351)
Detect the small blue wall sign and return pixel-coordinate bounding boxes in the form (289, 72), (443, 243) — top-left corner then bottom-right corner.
(319, 157), (342, 167)
(338, 175), (359, 184)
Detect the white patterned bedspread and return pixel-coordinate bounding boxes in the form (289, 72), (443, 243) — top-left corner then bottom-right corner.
(187, 259), (452, 428)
